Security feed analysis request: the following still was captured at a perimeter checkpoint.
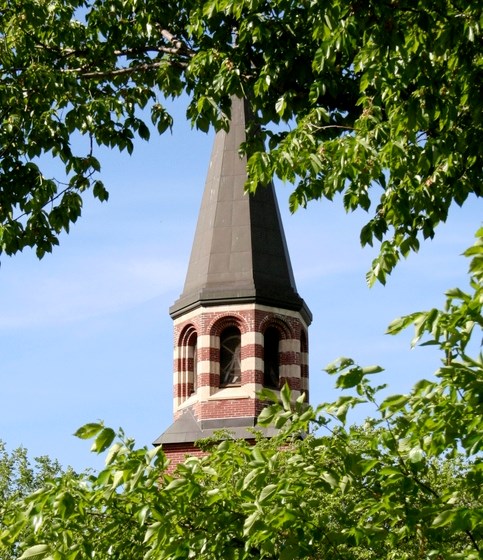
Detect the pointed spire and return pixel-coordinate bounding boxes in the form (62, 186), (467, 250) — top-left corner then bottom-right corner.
(170, 97), (311, 324)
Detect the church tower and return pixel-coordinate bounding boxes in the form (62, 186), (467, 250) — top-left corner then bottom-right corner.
(154, 97), (311, 463)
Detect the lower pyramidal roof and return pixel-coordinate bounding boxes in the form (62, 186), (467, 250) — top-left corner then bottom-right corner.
(153, 409), (279, 446)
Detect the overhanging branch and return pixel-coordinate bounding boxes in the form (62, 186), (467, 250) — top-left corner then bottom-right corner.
(71, 60), (186, 79)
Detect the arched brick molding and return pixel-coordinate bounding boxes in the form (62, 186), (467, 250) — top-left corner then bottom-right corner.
(259, 315), (294, 340)
(174, 324), (198, 408)
(208, 313), (247, 336)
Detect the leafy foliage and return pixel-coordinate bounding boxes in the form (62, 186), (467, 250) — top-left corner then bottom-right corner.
(0, 0), (481, 282)
(1, 231), (482, 559)
(0, 442), (65, 560)
(1, 2), (482, 557)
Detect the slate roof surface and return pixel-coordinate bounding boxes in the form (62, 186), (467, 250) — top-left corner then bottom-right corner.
(153, 408), (279, 445)
(170, 97), (311, 323)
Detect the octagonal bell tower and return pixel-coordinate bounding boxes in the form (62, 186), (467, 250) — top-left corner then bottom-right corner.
(154, 97), (311, 462)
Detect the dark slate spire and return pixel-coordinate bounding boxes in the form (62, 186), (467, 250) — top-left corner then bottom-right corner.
(170, 97), (311, 323)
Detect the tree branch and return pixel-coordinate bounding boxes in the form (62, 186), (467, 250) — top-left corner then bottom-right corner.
(72, 60), (186, 80)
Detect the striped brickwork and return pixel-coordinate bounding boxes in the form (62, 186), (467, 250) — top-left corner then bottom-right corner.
(300, 329), (310, 402)
(171, 303), (310, 422)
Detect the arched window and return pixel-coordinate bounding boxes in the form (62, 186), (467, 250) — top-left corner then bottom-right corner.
(190, 334), (198, 394)
(264, 327), (280, 389)
(178, 326), (198, 400)
(220, 327), (241, 386)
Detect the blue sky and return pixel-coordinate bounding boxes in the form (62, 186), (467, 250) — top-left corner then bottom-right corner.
(1, 99), (481, 472)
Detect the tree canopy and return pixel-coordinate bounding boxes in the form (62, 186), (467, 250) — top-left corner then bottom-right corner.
(0, 442), (65, 560)
(1, 2), (482, 558)
(1, 0), (481, 282)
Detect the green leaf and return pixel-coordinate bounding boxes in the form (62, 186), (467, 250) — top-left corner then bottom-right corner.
(280, 382), (292, 411)
(258, 483), (277, 503)
(105, 442), (122, 465)
(408, 446), (424, 463)
(320, 472), (338, 488)
(18, 544), (50, 560)
(361, 365), (384, 375)
(138, 122), (150, 141)
(380, 394), (409, 412)
(275, 95), (287, 117)
(164, 478), (187, 491)
(360, 459), (379, 475)
(257, 403), (278, 426)
(335, 367), (364, 389)
(325, 357), (354, 374)
(74, 423), (104, 439)
(243, 467), (263, 490)
(243, 510), (260, 535)
(90, 427), (116, 453)
(251, 447), (267, 465)
(386, 313), (419, 335)
(93, 180), (109, 202)
(432, 509), (456, 528)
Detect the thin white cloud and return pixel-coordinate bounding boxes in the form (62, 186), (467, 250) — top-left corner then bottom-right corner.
(0, 252), (185, 330)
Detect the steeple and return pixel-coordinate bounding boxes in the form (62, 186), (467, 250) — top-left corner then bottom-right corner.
(170, 97), (311, 323)
(155, 97), (311, 462)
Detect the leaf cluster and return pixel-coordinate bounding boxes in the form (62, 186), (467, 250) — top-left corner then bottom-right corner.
(0, 0), (481, 283)
(0, 442), (66, 560)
